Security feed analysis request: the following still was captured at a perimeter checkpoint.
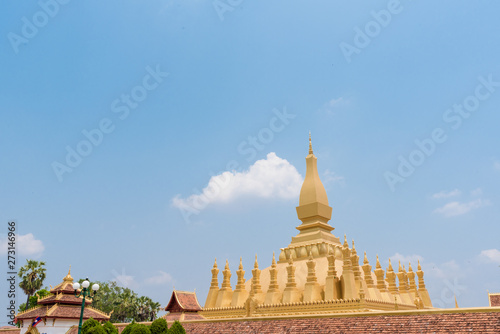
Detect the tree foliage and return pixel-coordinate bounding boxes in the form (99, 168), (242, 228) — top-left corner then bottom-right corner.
(82, 318), (101, 334)
(87, 326), (107, 334)
(121, 321), (136, 334)
(102, 321), (118, 334)
(168, 321), (186, 334)
(18, 260), (47, 311)
(17, 288), (50, 312)
(130, 324), (151, 334)
(87, 281), (161, 323)
(150, 318), (168, 334)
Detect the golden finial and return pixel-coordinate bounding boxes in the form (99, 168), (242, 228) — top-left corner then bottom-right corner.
(403, 264), (406, 272)
(455, 295), (459, 308)
(418, 260), (422, 271)
(309, 132), (313, 154)
(398, 260), (402, 272)
(239, 257), (243, 270)
(213, 258), (218, 268)
(225, 259), (230, 270)
(254, 254), (259, 269)
(376, 255), (381, 269)
(388, 258), (393, 271)
(352, 240), (356, 251)
(343, 234), (348, 247)
(63, 265), (73, 282)
(272, 252), (276, 266)
(363, 252), (369, 265)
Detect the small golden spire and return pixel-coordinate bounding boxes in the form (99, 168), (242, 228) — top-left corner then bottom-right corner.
(254, 254), (259, 269)
(418, 260), (422, 271)
(388, 258), (393, 271)
(363, 252), (369, 265)
(213, 258), (218, 269)
(309, 132), (313, 154)
(239, 257), (243, 270)
(376, 255), (381, 269)
(225, 259), (229, 270)
(398, 260), (402, 272)
(408, 262), (413, 272)
(343, 234), (348, 247)
(272, 252), (276, 266)
(455, 295), (459, 308)
(352, 240), (356, 251)
(63, 265), (73, 282)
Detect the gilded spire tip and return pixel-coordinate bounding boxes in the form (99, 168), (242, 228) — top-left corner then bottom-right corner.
(308, 132), (313, 154)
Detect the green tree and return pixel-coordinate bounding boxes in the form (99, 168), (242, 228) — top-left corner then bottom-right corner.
(88, 281), (161, 323)
(88, 326), (107, 334)
(150, 318), (168, 334)
(81, 317), (100, 334)
(168, 321), (186, 334)
(102, 321), (118, 334)
(82, 317), (101, 334)
(130, 324), (151, 334)
(121, 321), (136, 334)
(18, 260), (47, 311)
(17, 288), (50, 312)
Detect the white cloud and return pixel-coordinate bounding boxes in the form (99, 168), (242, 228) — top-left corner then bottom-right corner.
(433, 199), (490, 217)
(172, 152), (303, 213)
(0, 233), (44, 258)
(494, 161), (500, 171)
(145, 271), (174, 285)
(432, 189), (461, 199)
(387, 253), (424, 268)
(318, 97), (348, 115)
(111, 268), (138, 289)
(471, 188), (483, 197)
(323, 169), (344, 186)
(479, 249), (500, 264)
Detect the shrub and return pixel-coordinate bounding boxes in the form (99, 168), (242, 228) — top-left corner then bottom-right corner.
(150, 318), (168, 334)
(82, 318), (101, 334)
(168, 321), (186, 334)
(130, 324), (151, 334)
(88, 326), (107, 334)
(103, 321), (118, 334)
(121, 321), (137, 334)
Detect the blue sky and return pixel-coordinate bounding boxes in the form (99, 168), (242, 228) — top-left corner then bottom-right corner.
(1, 0), (500, 324)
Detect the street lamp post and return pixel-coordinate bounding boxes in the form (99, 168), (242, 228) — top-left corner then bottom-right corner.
(73, 278), (99, 334)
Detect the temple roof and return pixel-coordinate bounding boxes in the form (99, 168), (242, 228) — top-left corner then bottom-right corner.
(165, 290), (202, 312)
(15, 268), (107, 323)
(15, 304), (109, 321)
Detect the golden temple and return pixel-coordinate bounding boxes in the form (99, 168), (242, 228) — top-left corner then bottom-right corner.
(201, 135), (432, 319)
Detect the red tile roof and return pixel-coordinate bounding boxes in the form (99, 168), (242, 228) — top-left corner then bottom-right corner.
(181, 310), (500, 333)
(165, 291), (202, 312)
(16, 304), (109, 321)
(0, 328), (20, 334)
(490, 293), (500, 307)
(38, 293), (91, 305)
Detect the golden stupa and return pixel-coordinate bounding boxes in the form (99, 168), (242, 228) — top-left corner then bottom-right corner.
(201, 135), (432, 318)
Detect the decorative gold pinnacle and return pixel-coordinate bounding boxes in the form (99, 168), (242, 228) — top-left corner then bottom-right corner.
(309, 132), (313, 154)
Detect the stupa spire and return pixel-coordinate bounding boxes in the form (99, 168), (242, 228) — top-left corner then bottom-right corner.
(309, 131), (313, 154)
(298, 133), (329, 207)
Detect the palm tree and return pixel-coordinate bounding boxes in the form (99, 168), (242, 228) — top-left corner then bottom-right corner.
(18, 260), (46, 311)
